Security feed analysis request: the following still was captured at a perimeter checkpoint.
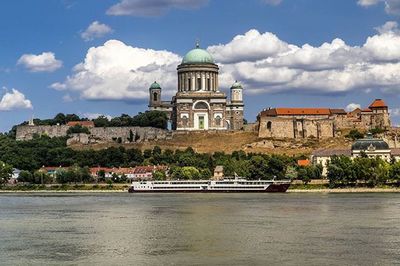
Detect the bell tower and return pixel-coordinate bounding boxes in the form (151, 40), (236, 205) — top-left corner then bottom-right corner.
(148, 81), (162, 109)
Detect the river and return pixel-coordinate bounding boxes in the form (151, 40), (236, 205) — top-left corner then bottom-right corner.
(0, 193), (399, 265)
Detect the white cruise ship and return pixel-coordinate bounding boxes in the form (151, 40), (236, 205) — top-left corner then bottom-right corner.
(128, 178), (291, 193)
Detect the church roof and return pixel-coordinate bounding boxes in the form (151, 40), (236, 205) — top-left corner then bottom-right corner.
(369, 99), (387, 109)
(351, 134), (389, 150)
(312, 149), (351, 157)
(182, 44), (214, 64)
(231, 81), (243, 89)
(150, 81), (161, 89)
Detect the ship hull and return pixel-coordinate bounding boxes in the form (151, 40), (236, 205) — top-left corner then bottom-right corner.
(128, 183), (290, 193)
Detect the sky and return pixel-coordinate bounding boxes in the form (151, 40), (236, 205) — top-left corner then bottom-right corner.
(1, 0), (400, 132)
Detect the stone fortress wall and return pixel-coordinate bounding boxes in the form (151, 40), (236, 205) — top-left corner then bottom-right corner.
(16, 125), (173, 144)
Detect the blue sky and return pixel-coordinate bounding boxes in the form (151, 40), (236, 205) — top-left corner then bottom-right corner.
(1, 0), (400, 132)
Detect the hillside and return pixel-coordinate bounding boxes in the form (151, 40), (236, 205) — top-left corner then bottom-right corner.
(70, 131), (353, 155)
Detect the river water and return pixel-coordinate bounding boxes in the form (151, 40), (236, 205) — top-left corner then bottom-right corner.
(0, 193), (399, 265)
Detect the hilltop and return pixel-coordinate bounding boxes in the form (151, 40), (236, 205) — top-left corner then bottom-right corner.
(69, 130), (354, 155)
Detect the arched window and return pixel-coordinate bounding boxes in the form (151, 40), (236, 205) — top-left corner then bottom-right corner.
(182, 116), (188, 127)
(153, 92), (158, 102)
(194, 102), (208, 109)
(266, 121), (272, 131)
(215, 115), (221, 126)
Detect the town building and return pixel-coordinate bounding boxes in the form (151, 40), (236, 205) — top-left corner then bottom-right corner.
(213, 165), (224, 180)
(148, 43), (244, 131)
(257, 99), (391, 139)
(312, 134), (400, 175)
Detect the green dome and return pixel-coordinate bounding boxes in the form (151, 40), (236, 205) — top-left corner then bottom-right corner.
(351, 134), (389, 150)
(182, 47), (214, 64)
(149, 81), (161, 89)
(231, 81), (242, 89)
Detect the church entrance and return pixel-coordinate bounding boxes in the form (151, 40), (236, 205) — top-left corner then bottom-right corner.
(199, 116), (205, 129)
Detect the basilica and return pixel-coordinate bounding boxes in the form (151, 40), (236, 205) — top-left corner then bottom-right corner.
(148, 43), (244, 131)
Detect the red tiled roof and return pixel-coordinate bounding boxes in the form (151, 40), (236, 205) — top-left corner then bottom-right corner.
(297, 159), (310, 167)
(330, 109), (347, 115)
(369, 99), (387, 109)
(361, 108), (372, 112)
(260, 108), (331, 116)
(67, 121), (95, 127)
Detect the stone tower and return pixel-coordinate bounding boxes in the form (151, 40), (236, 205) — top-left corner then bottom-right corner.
(148, 81), (162, 108)
(368, 99), (391, 129)
(226, 81), (244, 130)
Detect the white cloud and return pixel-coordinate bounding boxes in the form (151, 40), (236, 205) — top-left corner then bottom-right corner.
(107, 0), (208, 17)
(374, 21), (399, 33)
(358, 0), (400, 15)
(346, 103), (361, 112)
(53, 22), (400, 101)
(0, 89), (33, 111)
(81, 21), (113, 41)
(52, 40), (181, 101)
(50, 82), (67, 91)
(83, 113), (113, 120)
(263, 0), (283, 5)
(17, 52), (62, 72)
(389, 108), (400, 116)
(208, 30), (291, 64)
(211, 24), (400, 95)
(358, 0), (380, 6)
(62, 94), (73, 102)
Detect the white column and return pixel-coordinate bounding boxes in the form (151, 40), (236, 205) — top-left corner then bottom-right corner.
(216, 73), (218, 91)
(213, 73), (217, 91)
(201, 72), (205, 91)
(191, 73), (195, 91)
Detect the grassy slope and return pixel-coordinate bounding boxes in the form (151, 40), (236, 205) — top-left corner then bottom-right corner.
(70, 131), (353, 155)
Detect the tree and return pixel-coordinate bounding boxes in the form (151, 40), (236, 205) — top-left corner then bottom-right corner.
(0, 161), (13, 184)
(67, 125), (90, 135)
(98, 169), (106, 182)
(297, 168), (310, 184)
(327, 156), (355, 188)
(18, 170), (33, 183)
(33, 171), (52, 184)
(153, 170), (166, 181)
(248, 156), (270, 180)
(389, 161), (400, 184)
(54, 113), (66, 125)
(345, 129), (363, 140)
(93, 115), (110, 127)
(200, 168), (212, 179)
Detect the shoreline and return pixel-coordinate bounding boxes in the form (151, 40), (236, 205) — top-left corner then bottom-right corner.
(0, 188), (399, 193)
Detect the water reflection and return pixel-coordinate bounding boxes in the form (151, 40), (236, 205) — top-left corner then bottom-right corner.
(0, 193), (399, 265)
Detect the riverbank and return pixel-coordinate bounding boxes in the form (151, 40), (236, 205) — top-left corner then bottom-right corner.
(1, 183), (399, 193)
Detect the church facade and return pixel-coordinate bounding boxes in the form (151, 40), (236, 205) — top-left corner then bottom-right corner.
(148, 44), (244, 131)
